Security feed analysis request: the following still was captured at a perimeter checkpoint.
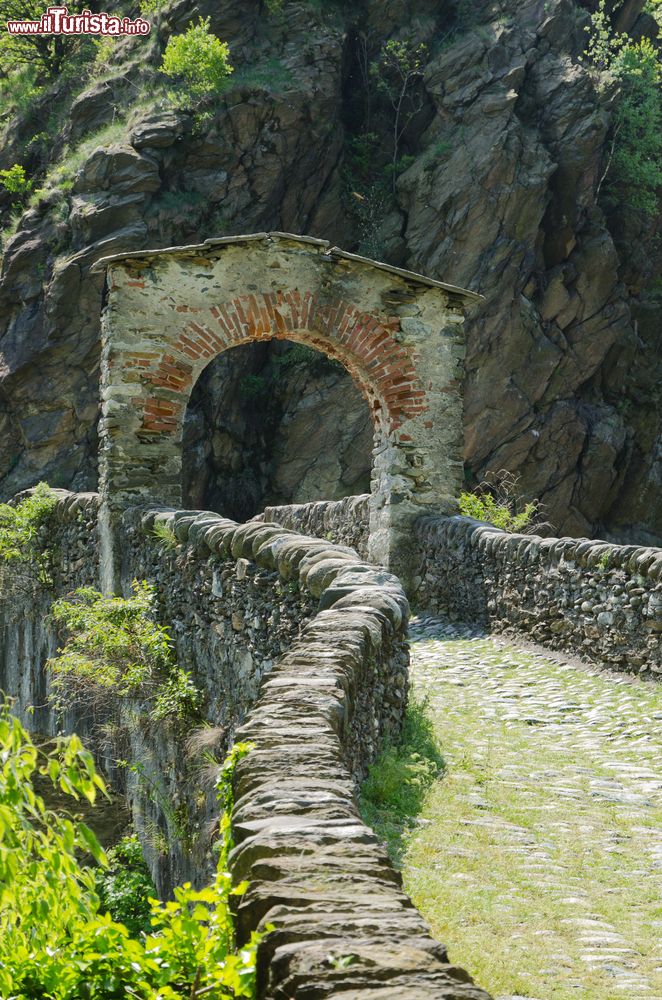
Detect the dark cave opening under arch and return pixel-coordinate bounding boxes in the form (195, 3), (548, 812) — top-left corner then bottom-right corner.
(182, 339), (373, 521)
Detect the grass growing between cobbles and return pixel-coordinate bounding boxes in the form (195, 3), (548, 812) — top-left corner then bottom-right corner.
(360, 698), (444, 864)
(367, 619), (662, 1000)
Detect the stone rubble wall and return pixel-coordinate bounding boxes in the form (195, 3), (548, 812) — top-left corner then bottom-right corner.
(0, 490), (490, 998)
(416, 516), (662, 677)
(253, 494), (371, 560)
(129, 507), (489, 998)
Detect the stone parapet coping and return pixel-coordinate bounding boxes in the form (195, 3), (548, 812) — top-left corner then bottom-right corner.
(9, 488), (100, 518)
(125, 504), (491, 999)
(422, 515), (662, 579)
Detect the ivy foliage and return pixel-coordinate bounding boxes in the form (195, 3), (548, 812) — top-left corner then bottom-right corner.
(586, 0), (662, 216)
(48, 581), (202, 724)
(0, 482), (59, 584)
(160, 17), (234, 107)
(0, 704), (260, 998)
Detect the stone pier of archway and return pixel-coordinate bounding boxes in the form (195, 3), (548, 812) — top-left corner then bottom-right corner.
(92, 232), (480, 591)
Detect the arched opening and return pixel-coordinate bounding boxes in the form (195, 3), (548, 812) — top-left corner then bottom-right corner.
(182, 340), (373, 519)
(95, 233), (475, 589)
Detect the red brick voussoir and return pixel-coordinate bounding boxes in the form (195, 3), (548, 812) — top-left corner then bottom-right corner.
(126, 292), (429, 436)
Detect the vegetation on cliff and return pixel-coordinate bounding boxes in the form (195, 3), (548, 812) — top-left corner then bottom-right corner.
(0, 482), (58, 584)
(48, 581), (202, 724)
(586, 0), (662, 215)
(0, 0), (661, 542)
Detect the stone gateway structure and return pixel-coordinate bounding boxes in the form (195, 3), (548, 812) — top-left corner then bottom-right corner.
(92, 233), (479, 590)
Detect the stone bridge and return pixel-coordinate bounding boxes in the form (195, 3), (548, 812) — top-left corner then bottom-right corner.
(0, 235), (660, 998)
(1, 486), (659, 997)
(0, 490), (492, 1000)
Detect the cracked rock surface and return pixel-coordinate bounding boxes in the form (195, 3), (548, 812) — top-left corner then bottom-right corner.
(0, 0), (660, 543)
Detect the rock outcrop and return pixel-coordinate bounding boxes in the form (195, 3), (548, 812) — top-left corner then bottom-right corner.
(0, 0), (660, 542)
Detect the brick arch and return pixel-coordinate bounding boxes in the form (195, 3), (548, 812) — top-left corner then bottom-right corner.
(133, 292), (427, 442)
(97, 233), (472, 589)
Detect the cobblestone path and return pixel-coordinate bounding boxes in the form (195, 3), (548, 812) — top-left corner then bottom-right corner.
(404, 617), (662, 1000)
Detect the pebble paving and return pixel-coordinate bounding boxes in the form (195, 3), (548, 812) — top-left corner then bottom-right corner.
(404, 616), (662, 1000)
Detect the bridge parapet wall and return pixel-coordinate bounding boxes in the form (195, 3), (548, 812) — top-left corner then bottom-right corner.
(258, 498), (661, 675)
(417, 516), (662, 676)
(253, 494), (371, 559)
(0, 490), (100, 734)
(1, 490), (490, 998)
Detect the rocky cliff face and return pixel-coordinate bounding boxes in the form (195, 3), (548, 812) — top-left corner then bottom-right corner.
(0, 0), (660, 541)
(182, 341), (372, 520)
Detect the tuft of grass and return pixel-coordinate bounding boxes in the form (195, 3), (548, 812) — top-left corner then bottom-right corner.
(34, 120), (128, 201)
(152, 520), (178, 549)
(360, 698), (444, 864)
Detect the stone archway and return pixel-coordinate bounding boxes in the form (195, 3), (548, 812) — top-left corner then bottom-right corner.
(94, 233), (480, 589)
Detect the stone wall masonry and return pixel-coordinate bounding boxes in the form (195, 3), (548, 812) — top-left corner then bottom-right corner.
(122, 507), (491, 996)
(417, 516), (661, 676)
(96, 234), (474, 588)
(254, 494), (371, 559)
(0, 489), (490, 998)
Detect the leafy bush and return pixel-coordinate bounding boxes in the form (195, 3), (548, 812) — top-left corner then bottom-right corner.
(458, 470), (541, 533)
(0, 482), (59, 584)
(48, 581), (201, 723)
(0, 163), (32, 199)
(95, 835), (155, 935)
(646, 0), (662, 26)
(160, 18), (233, 106)
(586, 0), (662, 217)
(609, 40), (662, 216)
(0, 704), (261, 998)
(458, 491), (538, 532)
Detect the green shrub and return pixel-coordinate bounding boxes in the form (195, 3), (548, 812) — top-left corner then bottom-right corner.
(0, 163), (32, 199)
(47, 581), (201, 724)
(160, 17), (233, 106)
(0, 62), (42, 120)
(95, 835), (155, 936)
(586, 0), (662, 217)
(458, 491), (538, 533)
(0, 482), (59, 584)
(646, 0), (662, 26)
(0, 704), (261, 999)
(609, 40), (662, 216)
